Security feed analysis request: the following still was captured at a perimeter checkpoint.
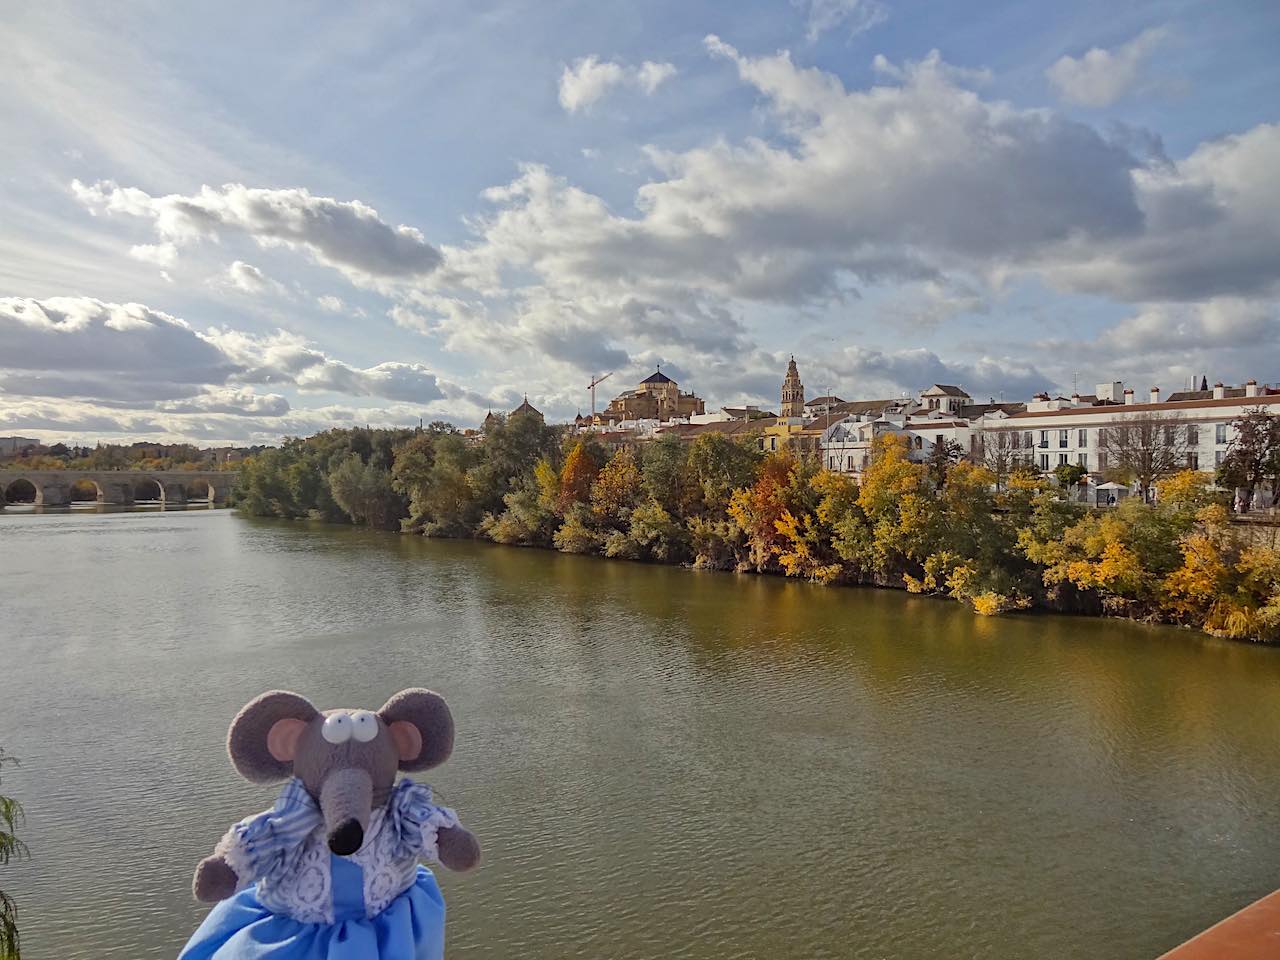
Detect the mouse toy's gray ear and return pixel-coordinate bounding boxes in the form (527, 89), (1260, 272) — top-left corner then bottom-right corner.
(377, 689), (455, 771)
(227, 690), (320, 782)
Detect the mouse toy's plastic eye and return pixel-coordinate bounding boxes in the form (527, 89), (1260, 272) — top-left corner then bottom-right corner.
(322, 713), (353, 744)
(350, 710), (379, 742)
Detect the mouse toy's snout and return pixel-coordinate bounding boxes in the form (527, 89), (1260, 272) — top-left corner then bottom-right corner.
(318, 766), (373, 857)
(328, 818), (364, 856)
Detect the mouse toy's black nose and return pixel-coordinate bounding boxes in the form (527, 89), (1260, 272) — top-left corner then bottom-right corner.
(328, 819), (364, 855)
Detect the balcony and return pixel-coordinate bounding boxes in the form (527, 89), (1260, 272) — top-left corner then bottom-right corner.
(1157, 889), (1280, 959)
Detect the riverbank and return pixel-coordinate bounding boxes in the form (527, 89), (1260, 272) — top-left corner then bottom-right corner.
(229, 423), (1280, 644)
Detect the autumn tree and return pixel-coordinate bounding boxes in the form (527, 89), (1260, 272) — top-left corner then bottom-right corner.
(772, 468), (859, 583)
(591, 448), (643, 527)
(728, 452), (814, 572)
(852, 433), (933, 574)
(556, 440), (601, 515)
(1097, 413), (1190, 502)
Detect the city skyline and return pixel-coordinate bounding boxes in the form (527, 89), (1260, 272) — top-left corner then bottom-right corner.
(2, 1), (1279, 445)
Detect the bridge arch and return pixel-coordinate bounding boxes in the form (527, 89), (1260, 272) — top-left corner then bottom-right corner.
(2, 477), (38, 505)
(132, 477), (166, 503)
(187, 478), (214, 502)
(68, 477), (104, 503)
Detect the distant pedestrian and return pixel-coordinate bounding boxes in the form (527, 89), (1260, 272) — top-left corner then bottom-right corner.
(1108, 495), (1116, 507)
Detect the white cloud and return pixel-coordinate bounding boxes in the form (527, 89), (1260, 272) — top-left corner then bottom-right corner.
(388, 303), (436, 334)
(0, 296), (455, 412)
(558, 55), (676, 113)
(445, 42), (1145, 322)
(128, 242), (177, 266)
(316, 294), (346, 312)
(71, 180), (443, 283)
(153, 387), (291, 417)
(223, 260), (287, 297)
(635, 60), (677, 94)
(795, 0), (888, 43)
(1046, 27), (1169, 107)
(1041, 123), (1280, 301)
(204, 327), (446, 403)
(0, 297), (237, 400)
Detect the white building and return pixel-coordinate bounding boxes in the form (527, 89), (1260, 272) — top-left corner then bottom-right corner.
(919, 384), (972, 415)
(976, 380), (1280, 490)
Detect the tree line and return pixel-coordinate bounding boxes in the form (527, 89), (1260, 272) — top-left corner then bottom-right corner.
(233, 410), (1280, 643)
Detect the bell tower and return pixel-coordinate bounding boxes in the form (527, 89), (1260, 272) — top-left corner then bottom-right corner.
(781, 355), (805, 418)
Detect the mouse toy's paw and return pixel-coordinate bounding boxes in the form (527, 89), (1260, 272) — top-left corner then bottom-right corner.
(193, 854), (240, 902)
(436, 824), (481, 872)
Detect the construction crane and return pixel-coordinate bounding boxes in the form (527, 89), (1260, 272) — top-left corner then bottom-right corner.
(587, 372), (613, 417)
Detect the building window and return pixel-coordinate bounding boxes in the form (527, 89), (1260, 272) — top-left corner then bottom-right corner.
(847, 456), (854, 471)
(1216, 450), (1224, 467)
(1023, 431), (1033, 449)
(1039, 454), (1049, 471)
(770, 436), (777, 451)
(1215, 423), (1228, 444)
(1078, 453), (1088, 469)
(1187, 453), (1199, 470)
(1039, 430), (1049, 448)
(1186, 425), (1199, 445)
(828, 456), (835, 470)
(1059, 429), (1069, 448)
(1058, 454), (1068, 466)
(1078, 429), (1087, 447)
(1098, 452), (1108, 472)
(914, 436), (923, 450)
(935, 433), (944, 446)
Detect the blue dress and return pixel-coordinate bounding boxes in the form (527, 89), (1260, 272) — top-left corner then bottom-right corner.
(179, 779), (458, 960)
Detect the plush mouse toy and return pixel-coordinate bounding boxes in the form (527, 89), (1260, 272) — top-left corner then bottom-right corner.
(179, 689), (480, 960)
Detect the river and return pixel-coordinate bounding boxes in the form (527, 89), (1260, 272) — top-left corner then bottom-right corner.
(0, 508), (1278, 959)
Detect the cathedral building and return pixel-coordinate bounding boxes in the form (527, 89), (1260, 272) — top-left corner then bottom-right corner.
(599, 367), (706, 423)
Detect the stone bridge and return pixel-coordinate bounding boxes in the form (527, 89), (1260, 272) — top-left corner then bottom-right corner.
(0, 469), (236, 507)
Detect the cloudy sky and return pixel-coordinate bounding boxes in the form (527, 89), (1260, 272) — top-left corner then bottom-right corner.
(3, 1), (1278, 445)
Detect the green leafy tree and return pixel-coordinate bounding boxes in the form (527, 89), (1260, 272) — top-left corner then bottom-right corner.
(640, 434), (691, 514)
(1052, 462), (1087, 496)
(687, 434), (762, 516)
(480, 488), (558, 546)
(328, 455), (403, 528)
(1217, 408), (1280, 510)
(1, 749), (26, 960)
(470, 412), (561, 514)
(925, 438), (966, 489)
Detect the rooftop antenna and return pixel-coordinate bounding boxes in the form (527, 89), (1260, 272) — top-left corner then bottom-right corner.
(587, 371), (613, 417)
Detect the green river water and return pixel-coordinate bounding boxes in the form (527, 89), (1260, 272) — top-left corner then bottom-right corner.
(0, 507), (1278, 959)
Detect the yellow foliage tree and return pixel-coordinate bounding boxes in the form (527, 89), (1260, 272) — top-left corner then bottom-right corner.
(591, 448), (642, 526)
